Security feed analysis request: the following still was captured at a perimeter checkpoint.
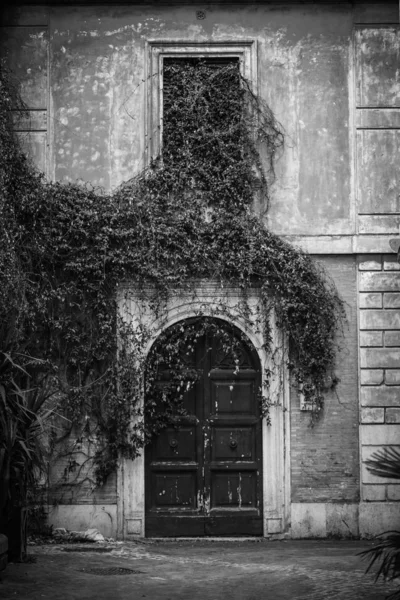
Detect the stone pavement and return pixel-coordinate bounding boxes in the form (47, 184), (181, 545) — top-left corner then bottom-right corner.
(0, 539), (398, 600)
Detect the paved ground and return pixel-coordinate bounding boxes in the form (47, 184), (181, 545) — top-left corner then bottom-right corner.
(0, 539), (398, 600)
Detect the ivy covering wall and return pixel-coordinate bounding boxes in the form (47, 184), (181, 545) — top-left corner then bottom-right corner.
(0, 59), (344, 534)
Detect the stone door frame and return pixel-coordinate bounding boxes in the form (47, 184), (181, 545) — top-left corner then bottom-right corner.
(116, 284), (290, 538)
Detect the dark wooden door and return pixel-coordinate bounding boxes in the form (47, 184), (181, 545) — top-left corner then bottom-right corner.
(145, 325), (263, 536)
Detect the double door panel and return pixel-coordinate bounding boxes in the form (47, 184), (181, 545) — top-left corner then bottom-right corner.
(145, 333), (263, 536)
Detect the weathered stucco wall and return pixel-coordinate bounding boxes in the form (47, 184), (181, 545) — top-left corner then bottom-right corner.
(2, 2), (399, 243)
(257, 5), (353, 236)
(0, 12), (48, 173)
(355, 27), (400, 229)
(50, 3), (353, 236)
(2, 3), (357, 236)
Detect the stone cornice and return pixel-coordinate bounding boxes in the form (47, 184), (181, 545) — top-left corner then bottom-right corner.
(282, 235), (398, 255)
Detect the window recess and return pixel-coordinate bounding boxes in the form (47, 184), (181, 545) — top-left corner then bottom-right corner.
(161, 56), (240, 165)
(146, 41), (257, 165)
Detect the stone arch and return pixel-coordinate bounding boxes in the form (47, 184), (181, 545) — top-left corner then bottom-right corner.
(117, 284), (290, 538)
(146, 311), (265, 368)
(144, 305), (267, 365)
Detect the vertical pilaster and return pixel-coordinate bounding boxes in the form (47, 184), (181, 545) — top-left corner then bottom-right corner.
(358, 255), (400, 532)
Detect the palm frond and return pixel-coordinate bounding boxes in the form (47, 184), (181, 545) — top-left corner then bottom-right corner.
(365, 447), (400, 480)
(360, 531), (400, 584)
(361, 446), (400, 599)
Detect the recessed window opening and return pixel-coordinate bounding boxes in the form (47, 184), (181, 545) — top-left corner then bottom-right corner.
(147, 42), (256, 163)
(160, 56), (243, 191)
(161, 57), (240, 135)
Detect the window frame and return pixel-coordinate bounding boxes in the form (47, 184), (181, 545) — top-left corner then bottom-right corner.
(145, 40), (257, 165)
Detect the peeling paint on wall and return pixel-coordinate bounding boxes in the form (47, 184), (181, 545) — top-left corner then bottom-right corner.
(0, 26), (48, 108)
(45, 4), (355, 230)
(356, 28), (400, 107)
(356, 27), (400, 217)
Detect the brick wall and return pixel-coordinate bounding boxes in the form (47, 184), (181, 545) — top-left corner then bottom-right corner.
(359, 254), (400, 503)
(48, 433), (117, 505)
(290, 256), (359, 503)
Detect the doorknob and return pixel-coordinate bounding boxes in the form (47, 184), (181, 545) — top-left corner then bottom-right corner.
(169, 439), (178, 448)
(229, 439), (237, 449)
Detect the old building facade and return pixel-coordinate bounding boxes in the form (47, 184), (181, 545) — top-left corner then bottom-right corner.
(1, 0), (400, 539)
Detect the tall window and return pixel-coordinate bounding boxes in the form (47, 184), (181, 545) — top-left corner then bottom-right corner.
(160, 57), (254, 208)
(146, 42), (257, 164)
(162, 56), (240, 151)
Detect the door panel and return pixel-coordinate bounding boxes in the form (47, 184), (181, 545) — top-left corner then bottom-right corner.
(212, 427), (254, 460)
(145, 322), (262, 536)
(152, 472), (197, 508)
(211, 378), (255, 414)
(210, 472), (257, 508)
(153, 427), (198, 462)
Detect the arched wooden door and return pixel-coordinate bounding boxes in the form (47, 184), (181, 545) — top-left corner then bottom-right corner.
(145, 320), (263, 536)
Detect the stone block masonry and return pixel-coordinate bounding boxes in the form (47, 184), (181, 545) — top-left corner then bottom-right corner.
(359, 255), (400, 504)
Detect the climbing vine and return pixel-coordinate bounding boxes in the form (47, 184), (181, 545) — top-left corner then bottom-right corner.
(0, 58), (344, 504)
